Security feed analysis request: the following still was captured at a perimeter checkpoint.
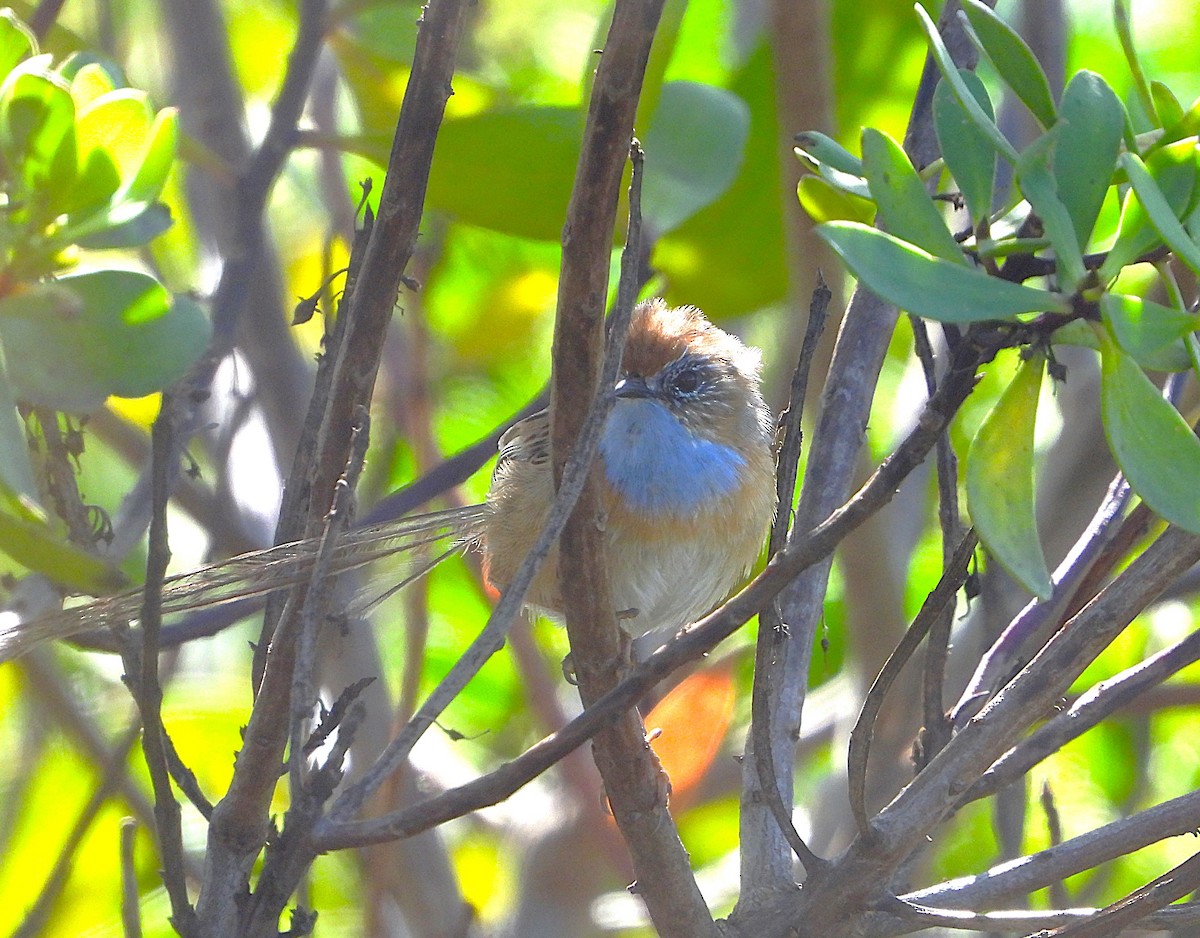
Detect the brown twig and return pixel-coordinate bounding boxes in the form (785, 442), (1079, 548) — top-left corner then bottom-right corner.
(739, 0), (987, 898)
(908, 316), (962, 764)
(875, 897), (1200, 933)
(321, 144), (648, 832)
(125, 394), (196, 935)
(1042, 781), (1069, 909)
(289, 408), (371, 795)
(551, 1), (714, 928)
(196, 3), (472, 931)
(867, 525), (1200, 878)
(27, 0), (67, 40)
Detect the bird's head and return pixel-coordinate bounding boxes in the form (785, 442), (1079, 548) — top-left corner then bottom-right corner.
(599, 299), (773, 516)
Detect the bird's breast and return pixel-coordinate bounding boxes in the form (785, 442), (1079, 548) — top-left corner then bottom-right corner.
(598, 399), (746, 516)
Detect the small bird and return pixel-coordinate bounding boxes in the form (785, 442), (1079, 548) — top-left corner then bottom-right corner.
(484, 298), (776, 640)
(0, 299), (775, 658)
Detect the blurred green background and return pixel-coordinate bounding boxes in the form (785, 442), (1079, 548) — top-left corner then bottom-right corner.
(3, 1), (1200, 935)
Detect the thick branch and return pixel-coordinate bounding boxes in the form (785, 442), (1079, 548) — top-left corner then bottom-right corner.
(549, 2), (716, 935)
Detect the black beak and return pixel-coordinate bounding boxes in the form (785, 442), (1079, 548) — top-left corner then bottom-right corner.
(613, 375), (656, 399)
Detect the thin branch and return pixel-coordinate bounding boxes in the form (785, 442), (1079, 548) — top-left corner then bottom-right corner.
(551, 0), (713, 928)
(875, 896), (1200, 933)
(964, 622), (1200, 803)
(767, 278), (832, 561)
(882, 522), (1200, 890)
(125, 393), (195, 935)
(120, 818), (143, 938)
(740, 0), (985, 898)
(902, 788), (1200, 911)
(302, 0), (468, 528)
(951, 473), (1133, 726)
(289, 408), (371, 796)
(323, 143), (648, 831)
(1041, 781), (1069, 909)
(197, 4), (472, 931)
(908, 315), (962, 764)
(27, 0), (67, 39)
(847, 528), (977, 835)
(1042, 849), (1200, 936)
(751, 278), (831, 876)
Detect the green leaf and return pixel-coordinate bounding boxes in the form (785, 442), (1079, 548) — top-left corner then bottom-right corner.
(861, 127), (966, 264)
(656, 43), (789, 315)
(0, 9), (36, 78)
(815, 160), (872, 199)
(934, 69), (996, 222)
(1100, 139), (1198, 280)
(425, 104), (582, 240)
(794, 130), (864, 176)
(1014, 129), (1086, 290)
(1099, 329), (1200, 532)
(1158, 96), (1200, 149)
(916, 3), (1018, 164)
(967, 352), (1052, 599)
(65, 145), (121, 217)
(819, 221), (1065, 322)
(1151, 81), (1185, 130)
(1101, 293), (1197, 372)
(68, 61), (117, 111)
(960, 0), (1057, 128)
(639, 82), (749, 234)
(75, 89), (153, 179)
(1050, 318), (1100, 351)
(73, 201), (172, 249)
(0, 504), (125, 594)
(1120, 150), (1200, 277)
(1113, 0), (1156, 127)
(0, 282), (81, 320)
(1054, 71), (1125, 251)
(0, 270), (211, 411)
(797, 175), (875, 225)
(0, 67), (77, 207)
(116, 106), (178, 205)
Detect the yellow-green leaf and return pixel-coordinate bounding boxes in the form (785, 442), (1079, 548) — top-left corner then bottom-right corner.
(967, 353), (1052, 599)
(1100, 328), (1200, 532)
(0, 507), (125, 595)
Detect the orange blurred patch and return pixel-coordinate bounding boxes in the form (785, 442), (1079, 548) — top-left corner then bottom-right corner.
(643, 663), (736, 810)
(480, 554), (501, 602)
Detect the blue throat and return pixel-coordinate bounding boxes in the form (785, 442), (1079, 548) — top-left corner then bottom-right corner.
(599, 398), (745, 515)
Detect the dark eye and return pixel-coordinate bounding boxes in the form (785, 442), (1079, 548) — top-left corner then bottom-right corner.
(672, 367), (702, 395)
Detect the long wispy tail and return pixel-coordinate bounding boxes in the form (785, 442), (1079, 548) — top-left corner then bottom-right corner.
(0, 503), (489, 662)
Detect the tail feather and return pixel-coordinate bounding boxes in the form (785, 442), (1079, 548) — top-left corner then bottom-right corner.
(0, 503), (489, 662)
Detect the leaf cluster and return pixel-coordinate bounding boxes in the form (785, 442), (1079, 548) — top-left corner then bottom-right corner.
(798, 0), (1200, 597)
(0, 9), (207, 595)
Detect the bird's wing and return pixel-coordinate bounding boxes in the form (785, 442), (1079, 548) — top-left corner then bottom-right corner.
(496, 409), (551, 471)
